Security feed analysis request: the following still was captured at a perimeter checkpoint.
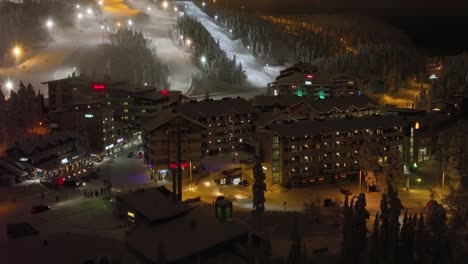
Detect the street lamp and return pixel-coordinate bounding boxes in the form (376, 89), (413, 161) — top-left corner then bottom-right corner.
(45, 19), (54, 29)
(186, 39), (191, 46)
(416, 178), (422, 189)
(174, 7), (178, 12)
(147, 7), (151, 11)
(98, 1), (103, 6)
(162, 1), (168, 9)
(77, 13), (83, 20)
(76, 4), (80, 9)
(200, 56), (207, 64)
(86, 8), (93, 15)
(202, 2), (206, 7)
(128, 19), (133, 26)
(12, 46), (21, 57)
(214, 15), (218, 20)
(5, 80), (14, 90)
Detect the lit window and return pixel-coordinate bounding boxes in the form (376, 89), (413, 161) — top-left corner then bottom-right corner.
(336, 152), (340, 156)
(88, 105), (91, 108)
(336, 132), (340, 135)
(291, 157), (295, 161)
(239, 138), (243, 142)
(336, 163), (340, 167)
(123, 102), (128, 105)
(124, 109), (128, 113)
(354, 160), (358, 164)
(107, 102), (111, 105)
(324, 164), (327, 168)
(142, 109), (146, 113)
(304, 156), (309, 160)
(218, 139), (221, 143)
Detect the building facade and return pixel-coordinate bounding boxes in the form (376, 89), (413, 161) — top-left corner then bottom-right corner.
(142, 110), (206, 181)
(258, 116), (406, 188)
(175, 98), (258, 155)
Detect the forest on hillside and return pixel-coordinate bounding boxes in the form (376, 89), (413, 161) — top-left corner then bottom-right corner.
(192, 0), (426, 95)
(174, 15), (247, 86)
(106, 28), (169, 88)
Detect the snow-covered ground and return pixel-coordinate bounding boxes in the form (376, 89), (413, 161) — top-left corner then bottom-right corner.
(180, 1), (285, 88)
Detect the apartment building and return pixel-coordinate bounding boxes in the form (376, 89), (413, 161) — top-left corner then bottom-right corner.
(175, 98), (259, 155)
(258, 116), (406, 188)
(142, 109), (206, 181)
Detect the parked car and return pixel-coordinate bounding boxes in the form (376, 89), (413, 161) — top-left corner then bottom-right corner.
(240, 158), (255, 164)
(63, 179), (83, 187)
(340, 189), (352, 196)
(128, 152), (135, 158)
(321, 199), (335, 207)
(7, 223), (39, 239)
(31, 205), (50, 214)
(238, 180), (249, 187)
(137, 152), (143, 158)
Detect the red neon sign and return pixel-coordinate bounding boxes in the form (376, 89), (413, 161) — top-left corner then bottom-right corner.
(169, 162), (188, 169)
(93, 84), (106, 90)
(305, 74), (315, 79)
(160, 89), (168, 96)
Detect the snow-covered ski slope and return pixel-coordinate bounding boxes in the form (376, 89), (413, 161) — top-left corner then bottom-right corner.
(180, 1), (284, 87)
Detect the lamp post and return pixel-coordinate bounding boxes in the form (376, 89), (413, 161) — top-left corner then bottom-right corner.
(12, 46), (21, 65)
(416, 178), (421, 189)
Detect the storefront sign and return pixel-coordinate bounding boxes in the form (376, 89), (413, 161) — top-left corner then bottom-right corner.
(84, 114), (94, 118)
(105, 144), (114, 150)
(117, 138), (124, 143)
(61, 158), (69, 164)
(72, 155), (79, 160)
(19, 157), (28, 162)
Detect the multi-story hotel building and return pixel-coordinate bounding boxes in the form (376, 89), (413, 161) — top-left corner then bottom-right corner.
(252, 95), (380, 120)
(257, 116), (406, 188)
(175, 98), (258, 155)
(142, 109), (206, 181)
(267, 63), (367, 98)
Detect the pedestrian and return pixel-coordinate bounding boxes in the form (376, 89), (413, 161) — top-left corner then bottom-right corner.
(41, 191), (45, 200)
(100, 188), (104, 195)
(84, 190), (87, 199)
(95, 190), (99, 197)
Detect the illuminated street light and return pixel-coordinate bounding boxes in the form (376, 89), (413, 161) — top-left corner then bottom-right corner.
(229, 29), (233, 33)
(186, 39), (191, 45)
(147, 7), (151, 11)
(12, 46), (21, 57)
(128, 19), (133, 26)
(200, 56), (207, 64)
(45, 19), (54, 29)
(214, 15), (218, 20)
(86, 8), (93, 15)
(98, 1), (103, 6)
(77, 13), (83, 20)
(5, 80), (13, 90)
(162, 1), (168, 9)
(116, 22), (121, 27)
(174, 7), (178, 12)
(202, 2), (206, 7)
(76, 4), (80, 9)
(100, 25), (104, 30)
(180, 35), (184, 40)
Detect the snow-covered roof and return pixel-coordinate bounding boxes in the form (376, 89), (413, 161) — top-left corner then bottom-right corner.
(176, 98), (258, 118)
(141, 108), (206, 132)
(117, 187), (191, 223)
(0, 158), (28, 177)
(126, 205), (251, 263)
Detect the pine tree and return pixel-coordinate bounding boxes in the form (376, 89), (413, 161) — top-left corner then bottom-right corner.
(368, 213), (380, 264)
(252, 159), (266, 213)
(446, 132), (463, 190)
(0, 88), (8, 146)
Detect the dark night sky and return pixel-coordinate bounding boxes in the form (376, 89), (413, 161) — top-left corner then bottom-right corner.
(235, 0), (468, 55)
